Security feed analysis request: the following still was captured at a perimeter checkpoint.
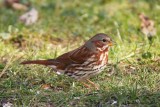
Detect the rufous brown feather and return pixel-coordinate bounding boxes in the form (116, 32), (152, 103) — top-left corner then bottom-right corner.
(21, 60), (55, 66)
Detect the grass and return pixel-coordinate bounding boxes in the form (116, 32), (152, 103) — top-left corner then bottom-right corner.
(0, 0), (160, 106)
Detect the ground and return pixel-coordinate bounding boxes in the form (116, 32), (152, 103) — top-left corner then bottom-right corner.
(0, 0), (160, 106)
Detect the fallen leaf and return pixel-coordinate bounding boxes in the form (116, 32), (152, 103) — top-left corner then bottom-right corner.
(139, 13), (156, 37)
(2, 102), (13, 107)
(4, 0), (30, 11)
(41, 84), (51, 90)
(11, 34), (26, 48)
(19, 8), (38, 26)
(12, 3), (28, 11)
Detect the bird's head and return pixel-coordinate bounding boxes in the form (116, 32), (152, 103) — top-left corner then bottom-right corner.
(85, 33), (114, 52)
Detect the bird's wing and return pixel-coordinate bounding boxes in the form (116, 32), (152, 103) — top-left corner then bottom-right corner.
(54, 45), (93, 69)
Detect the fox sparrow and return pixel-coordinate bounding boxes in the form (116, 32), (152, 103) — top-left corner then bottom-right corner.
(21, 33), (114, 89)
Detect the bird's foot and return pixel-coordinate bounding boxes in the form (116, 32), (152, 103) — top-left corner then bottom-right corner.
(86, 79), (99, 90)
(80, 79), (99, 90)
(80, 81), (91, 89)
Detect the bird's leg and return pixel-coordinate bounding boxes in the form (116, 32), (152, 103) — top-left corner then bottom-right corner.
(86, 79), (99, 90)
(80, 81), (91, 89)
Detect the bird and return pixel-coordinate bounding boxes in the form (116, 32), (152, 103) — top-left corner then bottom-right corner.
(21, 33), (114, 90)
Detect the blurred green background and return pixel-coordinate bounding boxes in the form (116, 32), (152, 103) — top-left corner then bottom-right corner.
(0, 0), (160, 106)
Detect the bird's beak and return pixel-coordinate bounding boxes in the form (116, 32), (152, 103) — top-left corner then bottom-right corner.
(108, 41), (116, 46)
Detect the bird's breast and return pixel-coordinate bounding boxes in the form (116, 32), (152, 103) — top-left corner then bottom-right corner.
(96, 51), (108, 65)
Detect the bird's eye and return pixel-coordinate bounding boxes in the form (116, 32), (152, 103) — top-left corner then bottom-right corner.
(102, 39), (107, 42)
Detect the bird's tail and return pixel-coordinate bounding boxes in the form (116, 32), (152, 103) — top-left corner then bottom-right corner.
(20, 60), (55, 66)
